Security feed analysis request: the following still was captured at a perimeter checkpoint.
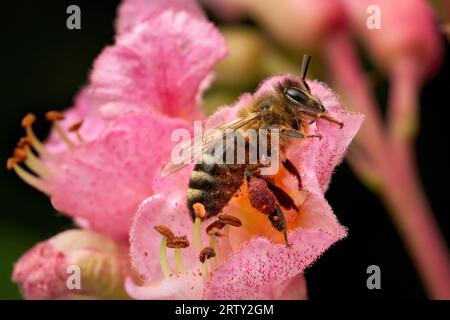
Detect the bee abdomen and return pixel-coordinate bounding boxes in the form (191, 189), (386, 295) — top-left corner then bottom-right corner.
(187, 161), (246, 221)
(188, 171), (216, 189)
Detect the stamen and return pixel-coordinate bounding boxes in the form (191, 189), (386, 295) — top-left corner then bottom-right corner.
(208, 234), (217, 269)
(206, 220), (225, 236)
(68, 120), (84, 143)
(22, 147), (53, 179)
(166, 235), (189, 273)
(21, 114), (53, 160)
(159, 236), (172, 278)
(192, 203), (206, 254)
(199, 247), (215, 282)
(174, 249), (184, 273)
(199, 247), (216, 263)
(154, 225), (175, 239)
(193, 203), (206, 220)
(166, 236), (190, 249)
(7, 159), (50, 195)
(218, 214), (242, 227)
(192, 217), (202, 254)
(45, 111), (75, 150)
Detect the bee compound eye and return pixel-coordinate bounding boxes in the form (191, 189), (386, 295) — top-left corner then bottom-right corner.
(285, 87), (308, 104)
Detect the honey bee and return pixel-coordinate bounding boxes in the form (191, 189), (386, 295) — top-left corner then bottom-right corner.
(161, 55), (343, 246)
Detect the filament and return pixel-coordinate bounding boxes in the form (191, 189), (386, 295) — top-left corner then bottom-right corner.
(13, 165), (50, 195)
(24, 147), (53, 179)
(174, 248), (185, 273)
(192, 217), (202, 254)
(201, 261), (209, 283)
(208, 235), (217, 269)
(52, 123), (76, 150)
(159, 236), (172, 278)
(25, 126), (54, 161)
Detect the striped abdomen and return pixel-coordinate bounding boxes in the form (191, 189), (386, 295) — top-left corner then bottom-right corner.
(187, 153), (247, 220)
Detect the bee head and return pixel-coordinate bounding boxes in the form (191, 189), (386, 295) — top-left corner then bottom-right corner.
(281, 54), (343, 128)
(283, 86), (326, 115)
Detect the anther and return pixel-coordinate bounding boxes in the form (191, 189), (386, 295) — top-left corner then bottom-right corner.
(68, 120), (84, 143)
(206, 220), (225, 236)
(218, 214), (242, 227)
(45, 111), (65, 122)
(199, 247), (216, 263)
(13, 148), (27, 163)
(17, 137), (31, 148)
(21, 113), (36, 128)
(68, 120), (83, 132)
(6, 158), (17, 170)
(166, 236), (190, 249)
(193, 203), (206, 220)
(21, 114), (53, 160)
(154, 225), (175, 239)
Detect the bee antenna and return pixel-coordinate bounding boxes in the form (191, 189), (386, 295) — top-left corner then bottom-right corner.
(300, 54), (311, 81)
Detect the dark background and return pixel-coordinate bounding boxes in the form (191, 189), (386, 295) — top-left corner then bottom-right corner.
(0, 1), (448, 299)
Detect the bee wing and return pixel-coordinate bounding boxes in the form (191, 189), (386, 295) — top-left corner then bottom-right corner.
(161, 112), (262, 177)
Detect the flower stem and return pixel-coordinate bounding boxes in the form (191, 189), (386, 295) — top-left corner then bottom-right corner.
(323, 31), (450, 298)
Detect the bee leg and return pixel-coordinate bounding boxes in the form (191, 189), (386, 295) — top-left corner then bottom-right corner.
(282, 129), (322, 140)
(269, 205), (291, 247)
(246, 171), (291, 247)
(265, 125), (322, 139)
(282, 158), (302, 190)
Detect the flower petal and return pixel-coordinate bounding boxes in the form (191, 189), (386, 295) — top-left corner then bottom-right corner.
(125, 273), (203, 300)
(91, 10), (227, 120)
(116, 0), (205, 34)
(205, 228), (338, 299)
(48, 111), (190, 240)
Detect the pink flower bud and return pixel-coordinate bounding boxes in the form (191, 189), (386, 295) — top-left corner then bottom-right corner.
(12, 230), (131, 299)
(205, 0), (348, 48)
(344, 0), (443, 80)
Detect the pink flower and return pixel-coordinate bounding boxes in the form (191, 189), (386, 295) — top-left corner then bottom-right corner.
(9, 0), (227, 299)
(7, 0), (226, 241)
(12, 230), (130, 299)
(126, 77), (364, 300)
